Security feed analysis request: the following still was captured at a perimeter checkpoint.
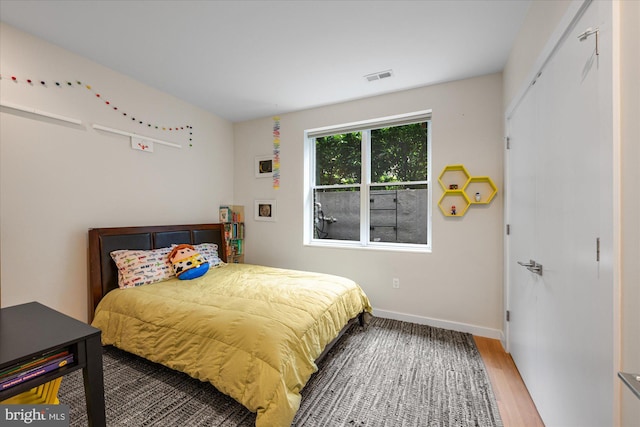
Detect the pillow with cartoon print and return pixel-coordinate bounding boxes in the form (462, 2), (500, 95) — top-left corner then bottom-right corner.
(168, 244), (210, 280)
(110, 247), (174, 289)
(192, 243), (222, 267)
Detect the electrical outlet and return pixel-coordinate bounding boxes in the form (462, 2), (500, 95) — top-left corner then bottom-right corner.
(392, 278), (400, 289)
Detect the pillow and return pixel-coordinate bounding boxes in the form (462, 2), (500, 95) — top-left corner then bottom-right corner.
(168, 244), (209, 280)
(110, 247), (174, 289)
(193, 243), (222, 267)
(171, 243), (222, 267)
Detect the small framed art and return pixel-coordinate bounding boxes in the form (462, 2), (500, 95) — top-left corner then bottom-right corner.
(255, 155), (273, 178)
(255, 199), (277, 221)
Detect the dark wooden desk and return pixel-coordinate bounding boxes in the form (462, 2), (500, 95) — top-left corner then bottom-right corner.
(0, 302), (106, 427)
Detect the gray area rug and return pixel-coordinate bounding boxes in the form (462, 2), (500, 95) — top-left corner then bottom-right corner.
(58, 317), (503, 426)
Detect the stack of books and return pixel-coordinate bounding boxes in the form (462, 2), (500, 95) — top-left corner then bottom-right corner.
(0, 349), (74, 391)
(219, 206), (244, 223)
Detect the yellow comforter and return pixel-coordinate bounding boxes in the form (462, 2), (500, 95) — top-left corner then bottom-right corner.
(92, 263), (372, 427)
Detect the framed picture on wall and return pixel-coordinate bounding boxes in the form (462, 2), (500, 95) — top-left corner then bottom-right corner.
(255, 199), (277, 222)
(255, 155), (273, 178)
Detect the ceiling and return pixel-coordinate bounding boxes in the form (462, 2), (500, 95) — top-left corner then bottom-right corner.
(0, 0), (530, 123)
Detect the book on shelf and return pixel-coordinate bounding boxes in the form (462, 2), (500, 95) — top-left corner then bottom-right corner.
(0, 352), (74, 391)
(219, 205), (244, 223)
(223, 223), (245, 240)
(219, 206), (232, 223)
(0, 349), (70, 381)
(231, 240), (244, 254)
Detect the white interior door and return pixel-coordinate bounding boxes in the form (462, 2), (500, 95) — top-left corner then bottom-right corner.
(505, 85), (541, 399)
(506, 1), (614, 425)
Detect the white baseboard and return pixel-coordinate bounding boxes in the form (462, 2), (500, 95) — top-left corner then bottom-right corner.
(373, 308), (504, 341)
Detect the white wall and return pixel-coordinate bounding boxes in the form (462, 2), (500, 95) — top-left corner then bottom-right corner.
(620, 1), (640, 424)
(233, 73), (505, 338)
(0, 23), (235, 321)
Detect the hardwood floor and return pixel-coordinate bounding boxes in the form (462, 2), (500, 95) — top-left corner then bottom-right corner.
(474, 336), (545, 427)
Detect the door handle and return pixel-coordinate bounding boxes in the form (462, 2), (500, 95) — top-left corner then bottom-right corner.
(517, 260), (543, 276)
(517, 260), (536, 268)
(527, 264), (543, 276)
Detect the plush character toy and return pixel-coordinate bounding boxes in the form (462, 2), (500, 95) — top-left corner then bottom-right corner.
(168, 244), (209, 280)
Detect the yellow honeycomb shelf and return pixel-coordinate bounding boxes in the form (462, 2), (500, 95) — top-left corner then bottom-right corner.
(438, 164), (470, 192)
(438, 165), (497, 216)
(437, 190), (470, 217)
(464, 176), (497, 204)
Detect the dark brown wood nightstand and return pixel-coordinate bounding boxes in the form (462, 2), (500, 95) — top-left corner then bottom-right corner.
(0, 302), (106, 427)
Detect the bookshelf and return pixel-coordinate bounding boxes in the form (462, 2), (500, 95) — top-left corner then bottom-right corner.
(219, 205), (245, 263)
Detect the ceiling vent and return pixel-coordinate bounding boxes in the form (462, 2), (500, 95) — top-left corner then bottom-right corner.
(364, 69), (394, 82)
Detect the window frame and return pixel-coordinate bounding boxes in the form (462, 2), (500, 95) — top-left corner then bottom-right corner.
(303, 110), (432, 252)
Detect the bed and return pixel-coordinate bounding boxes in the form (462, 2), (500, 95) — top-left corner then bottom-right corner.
(87, 223), (372, 427)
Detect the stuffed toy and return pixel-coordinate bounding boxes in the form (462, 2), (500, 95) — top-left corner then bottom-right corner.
(168, 244), (209, 280)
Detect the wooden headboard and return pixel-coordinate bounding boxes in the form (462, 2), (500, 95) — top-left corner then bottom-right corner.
(87, 223), (227, 322)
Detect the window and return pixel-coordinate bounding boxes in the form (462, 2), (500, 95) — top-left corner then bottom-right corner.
(304, 110), (431, 250)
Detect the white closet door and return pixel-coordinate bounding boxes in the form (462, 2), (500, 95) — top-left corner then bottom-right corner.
(506, 1), (614, 425)
(506, 83), (541, 400)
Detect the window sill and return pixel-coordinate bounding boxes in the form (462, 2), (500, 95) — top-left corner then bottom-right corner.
(305, 240), (431, 254)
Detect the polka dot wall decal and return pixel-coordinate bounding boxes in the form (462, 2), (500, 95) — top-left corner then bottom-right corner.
(1, 72), (195, 146)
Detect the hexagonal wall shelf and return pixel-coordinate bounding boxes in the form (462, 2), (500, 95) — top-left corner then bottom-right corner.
(438, 165), (498, 217)
(464, 176), (497, 204)
(438, 164), (471, 192)
(437, 190), (470, 217)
